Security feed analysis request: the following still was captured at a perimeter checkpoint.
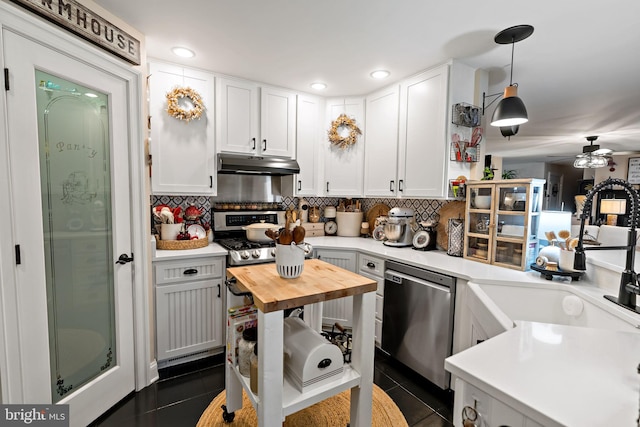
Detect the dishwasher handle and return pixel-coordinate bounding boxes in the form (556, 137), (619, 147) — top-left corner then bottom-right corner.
(384, 270), (451, 293)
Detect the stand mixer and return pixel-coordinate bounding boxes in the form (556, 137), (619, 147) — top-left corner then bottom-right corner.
(383, 207), (416, 247)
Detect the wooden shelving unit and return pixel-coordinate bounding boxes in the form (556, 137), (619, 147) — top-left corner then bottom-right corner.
(463, 179), (546, 271)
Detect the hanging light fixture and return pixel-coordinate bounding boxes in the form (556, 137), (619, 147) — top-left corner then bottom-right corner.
(573, 136), (611, 168)
(483, 25), (534, 130)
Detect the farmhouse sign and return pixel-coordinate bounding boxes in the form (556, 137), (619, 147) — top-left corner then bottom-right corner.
(10, 0), (141, 65)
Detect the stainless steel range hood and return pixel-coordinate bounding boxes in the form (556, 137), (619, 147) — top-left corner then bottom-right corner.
(217, 153), (300, 175)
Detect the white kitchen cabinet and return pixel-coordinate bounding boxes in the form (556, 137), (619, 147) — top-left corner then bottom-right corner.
(216, 77), (296, 157)
(149, 62), (216, 195)
(295, 94), (323, 196)
(323, 98), (365, 197)
(397, 64), (449, 198)
(357, 253), (385, 347)
(260, 86), (297, 157)
(453, 379), (544, 427)
(315, 249), (357, 327)
(154, 256), (225, 367)
(364, 85), (400, 197)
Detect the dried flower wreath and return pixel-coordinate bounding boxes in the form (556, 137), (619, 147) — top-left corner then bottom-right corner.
(327, 114), (362, 149)
(166, 86), (204, 122)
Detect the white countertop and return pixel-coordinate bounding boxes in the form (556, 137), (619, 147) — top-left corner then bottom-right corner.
(445, 321), (640, 427)
(152, 234), (640, 424)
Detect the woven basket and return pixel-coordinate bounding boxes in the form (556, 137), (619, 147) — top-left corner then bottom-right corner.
(156, 231), (210, 250)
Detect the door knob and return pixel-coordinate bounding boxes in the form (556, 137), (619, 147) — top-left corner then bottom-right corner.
(115, 253), (134, 264)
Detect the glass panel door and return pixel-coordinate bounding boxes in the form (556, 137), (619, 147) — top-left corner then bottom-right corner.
(35, 70), (115, 402)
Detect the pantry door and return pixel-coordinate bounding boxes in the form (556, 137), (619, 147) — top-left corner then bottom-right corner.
(2, 29), (135, 425)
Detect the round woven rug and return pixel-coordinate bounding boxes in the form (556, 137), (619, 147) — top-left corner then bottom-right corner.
(197, 384), (408, 427)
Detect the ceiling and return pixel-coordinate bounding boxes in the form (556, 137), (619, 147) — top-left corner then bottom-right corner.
(95, 0), (640, 164)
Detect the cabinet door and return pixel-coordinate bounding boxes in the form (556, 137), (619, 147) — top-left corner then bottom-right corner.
(316, 249), (356, 327)
(260, 86), (296, 157)
(295, 94), (322, 196)
(323, 98), (365, 197)
(364, 85), (400, 197)
(216, 77), (259, 154)
(156, 278), (224, 362)
(398, 65), (449, 198)
(149, 62), (216, 195)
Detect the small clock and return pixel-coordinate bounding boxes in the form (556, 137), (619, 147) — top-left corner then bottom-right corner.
(324, 220), (338, 236)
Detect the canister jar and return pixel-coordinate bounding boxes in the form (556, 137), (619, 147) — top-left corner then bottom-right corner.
(238, 327), (257, 377)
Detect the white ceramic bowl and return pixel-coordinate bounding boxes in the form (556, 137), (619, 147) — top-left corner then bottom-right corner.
(474, 195), (491, 209)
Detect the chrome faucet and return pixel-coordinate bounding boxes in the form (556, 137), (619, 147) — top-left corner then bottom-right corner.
(574, 178), (640, 314)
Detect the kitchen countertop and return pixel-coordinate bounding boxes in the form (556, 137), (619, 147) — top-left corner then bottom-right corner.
(153, 234), (640, 424)
(445, 321), (640, 427)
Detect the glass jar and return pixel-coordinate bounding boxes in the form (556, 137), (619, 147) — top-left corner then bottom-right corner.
(238, 327), (256, 377)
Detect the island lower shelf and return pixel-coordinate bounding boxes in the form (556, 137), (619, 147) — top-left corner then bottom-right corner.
(228, 358), (361, 417)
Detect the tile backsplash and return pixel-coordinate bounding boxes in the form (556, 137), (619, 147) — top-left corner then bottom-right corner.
(151, 195), (449, 231)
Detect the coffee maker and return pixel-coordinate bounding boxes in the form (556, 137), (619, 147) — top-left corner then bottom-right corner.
(383, 207), (416, 247)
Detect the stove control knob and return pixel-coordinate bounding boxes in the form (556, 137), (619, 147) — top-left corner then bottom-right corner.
(251, 250), (261, 259)
(270, 248), (276, 257)
(239, 250), (250, 260)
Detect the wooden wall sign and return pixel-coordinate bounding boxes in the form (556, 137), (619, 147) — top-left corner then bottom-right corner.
(10, 0), (141, 65)
(627, 157), (640, 184)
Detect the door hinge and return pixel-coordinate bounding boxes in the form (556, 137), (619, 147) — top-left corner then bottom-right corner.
(4, 68), (9, 91)
(15, 244), (21, 265)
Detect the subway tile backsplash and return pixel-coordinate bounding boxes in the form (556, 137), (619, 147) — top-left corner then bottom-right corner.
(150, 195), (448, 230)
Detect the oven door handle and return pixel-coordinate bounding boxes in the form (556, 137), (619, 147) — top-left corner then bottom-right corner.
(225, 277), (253, 297)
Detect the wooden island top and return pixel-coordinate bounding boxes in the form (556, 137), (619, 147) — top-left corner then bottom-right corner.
(226, 258), (377, 313)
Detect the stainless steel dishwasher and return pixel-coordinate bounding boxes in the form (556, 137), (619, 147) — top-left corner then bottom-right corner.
(381, 260), (456, 390)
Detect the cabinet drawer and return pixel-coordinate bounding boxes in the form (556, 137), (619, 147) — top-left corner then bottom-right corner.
(375, 319), (382, 347)
(358, 270), (384, 297)
(375, 294), (383, 320)
(155, 257), (224, 285)
(358, 254), (384, 277)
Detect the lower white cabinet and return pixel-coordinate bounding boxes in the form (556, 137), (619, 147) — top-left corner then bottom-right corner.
(357, 253), (385, 347)
(315, 249), (357, 327)
(454, 379), (543, 427)
(154, 256), (225, 367)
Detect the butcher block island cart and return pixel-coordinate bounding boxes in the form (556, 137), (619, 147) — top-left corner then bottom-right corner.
(225, 259), (377, 426)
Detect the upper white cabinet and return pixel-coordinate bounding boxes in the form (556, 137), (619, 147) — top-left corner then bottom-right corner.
(295, 94), (324, 196)
(398, 64), (450, 198)
(364, 85), (400, 197)
(149, 61), (216, 195)
(323, 98), (365, 197)
(261, 86), (297, 157)
(216, 77), (259, 154)
(216, 77), (296, 158)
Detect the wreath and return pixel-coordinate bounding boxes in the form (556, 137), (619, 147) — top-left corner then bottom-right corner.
(328, 114), (362, 149)
(166, 86), (205, 122)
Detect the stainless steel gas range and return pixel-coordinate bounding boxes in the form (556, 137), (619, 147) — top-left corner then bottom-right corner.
(212, 209), (282, 266)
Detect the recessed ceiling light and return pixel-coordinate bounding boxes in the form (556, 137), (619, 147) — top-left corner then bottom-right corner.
(310, 82), (327, 90)
(171, 47), (195, 58)
(370, 70), (390, 79)
(84, 92), (98, 98)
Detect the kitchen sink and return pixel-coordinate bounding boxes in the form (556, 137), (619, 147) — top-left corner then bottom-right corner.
(466, 281), (640, 337)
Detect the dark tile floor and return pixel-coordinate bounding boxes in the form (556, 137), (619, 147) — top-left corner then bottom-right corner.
(92, 350), (453, 427)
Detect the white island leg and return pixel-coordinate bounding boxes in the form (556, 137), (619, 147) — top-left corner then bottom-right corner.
(349, 291), (376, 427)
(257, 309), (284, 426)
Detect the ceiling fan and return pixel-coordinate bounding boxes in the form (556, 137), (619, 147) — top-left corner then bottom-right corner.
(574, 136), (611, 168)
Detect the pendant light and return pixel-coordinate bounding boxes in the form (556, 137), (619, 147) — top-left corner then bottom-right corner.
(490, 25), (534, 127)
(573, 136), (611, 168)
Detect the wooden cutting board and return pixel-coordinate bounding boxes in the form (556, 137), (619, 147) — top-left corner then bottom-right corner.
(436, 201), (466, 250)
(226, 259), (377, 313)
(366, 203), (390, 234)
